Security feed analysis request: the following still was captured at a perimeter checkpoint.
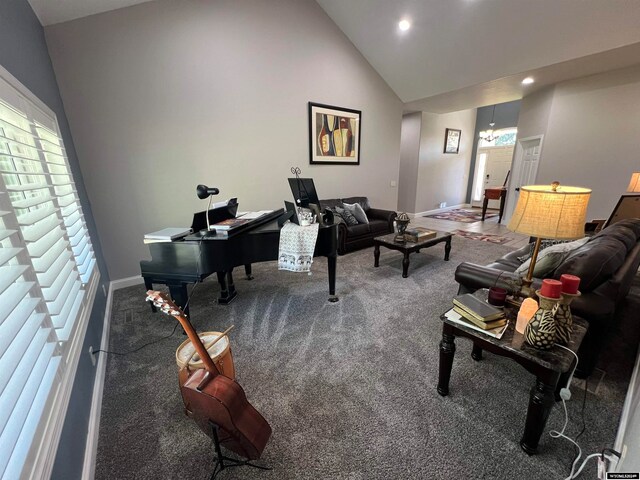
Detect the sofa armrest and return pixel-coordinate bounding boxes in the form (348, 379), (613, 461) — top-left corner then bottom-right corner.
(367, 208), (397, 232)
(454, 262), (524, 295)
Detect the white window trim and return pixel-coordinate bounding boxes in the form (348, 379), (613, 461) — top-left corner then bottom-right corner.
(0, 63), (100, 480)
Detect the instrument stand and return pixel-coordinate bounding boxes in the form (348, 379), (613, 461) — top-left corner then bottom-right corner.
(208, 421), (271, 479)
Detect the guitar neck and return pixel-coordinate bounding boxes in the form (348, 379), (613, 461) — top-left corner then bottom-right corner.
(172, 312), (220, 375)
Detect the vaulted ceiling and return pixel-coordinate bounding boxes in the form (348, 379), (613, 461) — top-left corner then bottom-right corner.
(29, 0), (640, 112)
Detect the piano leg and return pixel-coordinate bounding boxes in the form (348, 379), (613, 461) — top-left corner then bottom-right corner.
(167, 283), (190, 318)
(244, 264), (254, 280)
(328, 254), (338, 302)
(217, 270), (238, 305)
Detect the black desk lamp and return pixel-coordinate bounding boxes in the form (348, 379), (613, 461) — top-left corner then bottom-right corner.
(196, 184), (219, 231)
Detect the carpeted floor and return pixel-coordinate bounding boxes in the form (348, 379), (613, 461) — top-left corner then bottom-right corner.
(95, 236), (638, 480)
(423, 208), (497, 223)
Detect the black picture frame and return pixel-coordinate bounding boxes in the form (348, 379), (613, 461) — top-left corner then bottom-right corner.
(284, 201), (300, 225)
(444, 128), (461, 154)
(309, 102), (361, 165)
(606, 193), (640, 227)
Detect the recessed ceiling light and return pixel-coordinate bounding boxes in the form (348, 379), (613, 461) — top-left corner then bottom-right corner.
(522, 77), (535, 85)
(398, 19), (411, 31)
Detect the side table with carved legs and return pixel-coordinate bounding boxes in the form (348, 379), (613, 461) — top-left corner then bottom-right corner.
(437, 310), (587, 454)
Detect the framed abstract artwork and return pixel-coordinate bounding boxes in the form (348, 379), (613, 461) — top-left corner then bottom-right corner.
(444, 128), (461, 154)
(309, 102), (361, 165)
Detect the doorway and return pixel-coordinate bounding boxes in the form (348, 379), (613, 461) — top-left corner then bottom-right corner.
(503, 135), (544, 222)
(470, 145), (514, 208)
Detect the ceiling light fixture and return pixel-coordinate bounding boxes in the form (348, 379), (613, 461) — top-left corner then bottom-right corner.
(522, 77), (535, 85)
(398, 19), (411, 31)
(479, 105), (501, 142)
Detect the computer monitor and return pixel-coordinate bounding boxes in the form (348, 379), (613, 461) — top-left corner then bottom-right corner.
(288, 178), (320, 208)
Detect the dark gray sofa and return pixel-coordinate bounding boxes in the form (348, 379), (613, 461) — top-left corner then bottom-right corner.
(454, 218), (640, 377)
(319, 196), (397, 255)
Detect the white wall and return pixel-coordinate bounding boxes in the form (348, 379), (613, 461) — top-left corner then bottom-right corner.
(514, 66), (640, 220)
(44, 0), (403, 280)
(398, 112), (421, 213)
(414, 109), (476, 213)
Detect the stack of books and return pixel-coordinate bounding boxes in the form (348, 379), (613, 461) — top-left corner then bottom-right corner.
(404, 227), (437, 242)
(144, 227), (192, 244)
(212, 217), (251, 236)
(452, 293), (506, 330)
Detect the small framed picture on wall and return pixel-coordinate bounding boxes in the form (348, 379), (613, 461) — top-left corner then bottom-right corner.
(443, 128), (461, 154)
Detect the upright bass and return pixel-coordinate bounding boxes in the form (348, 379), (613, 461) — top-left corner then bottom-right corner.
(147, 291), (272, 460)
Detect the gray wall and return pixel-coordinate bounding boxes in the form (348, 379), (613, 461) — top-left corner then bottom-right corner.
(398, 113), (421, 213)
(518, 65), (640, 220)
(465, 100), (521, 202)
(514, 87), (555, 141)
(44, 0), (404, 280)
(0, 0), (109, 479)
(414, 109), (476, 213)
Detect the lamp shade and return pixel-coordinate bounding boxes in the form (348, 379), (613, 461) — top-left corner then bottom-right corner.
(507, 184), (591, 239)
(627, 172), (640, 193)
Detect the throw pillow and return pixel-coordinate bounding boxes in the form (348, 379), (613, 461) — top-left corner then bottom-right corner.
(516, 239), (574, 263)
(335, 206), (358, 226)
(342, 202), (369, 224)
(515, 237), (589, 277)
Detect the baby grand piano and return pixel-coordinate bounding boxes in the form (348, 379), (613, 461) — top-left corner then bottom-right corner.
(140, 210), (338, 316)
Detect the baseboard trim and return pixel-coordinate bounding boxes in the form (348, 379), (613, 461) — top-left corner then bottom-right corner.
(81, 282), (114, 480)
(110, 275), (144, 290)
(410, 203), (469, 218)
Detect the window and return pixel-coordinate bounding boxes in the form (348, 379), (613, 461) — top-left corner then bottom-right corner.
(0, 68), (98, 479)
(478, 127), (518, 148)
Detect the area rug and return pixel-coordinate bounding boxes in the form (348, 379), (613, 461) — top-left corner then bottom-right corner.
(423, 208), (497, 223)
(95, 237), (634, 480)
(453, 229), (512, 244)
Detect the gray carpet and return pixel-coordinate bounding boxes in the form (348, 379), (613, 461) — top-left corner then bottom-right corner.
(95, 236), (637, 479)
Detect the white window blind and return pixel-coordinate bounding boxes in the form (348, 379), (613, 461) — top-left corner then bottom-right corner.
(0, 69), (98, 480)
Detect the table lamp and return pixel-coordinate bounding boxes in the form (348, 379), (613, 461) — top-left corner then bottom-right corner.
(196, 184), (219, 232)
(507, 182), (591, 294)
(627, 172), (640, 193)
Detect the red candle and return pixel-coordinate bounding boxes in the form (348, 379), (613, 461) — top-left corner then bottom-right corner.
(540, 279), (562, 298)
(560, 274), (580, 294)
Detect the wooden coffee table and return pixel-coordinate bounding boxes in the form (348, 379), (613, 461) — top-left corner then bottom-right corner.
(437, 306), (588, 454)
(373, 231), (452, 278)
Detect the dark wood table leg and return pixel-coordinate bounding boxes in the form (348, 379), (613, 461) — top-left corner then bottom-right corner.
(498, 191), (507, 223)
(402, 251), (410, 278)
(438, 328), (456, 396)
(216, 270), (238, 305)
(482, 196), (489, 221)
(328, 253), (338, 302)
(471, 343), (483, 361)
(374, 244), (380, 267)
(520, 375), (559, 455)
(244, 264), (253, 280)
(444, 237), (451, 261)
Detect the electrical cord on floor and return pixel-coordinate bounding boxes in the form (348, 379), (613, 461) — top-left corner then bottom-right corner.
(93, 321), (180, 356)
(95, 279), (201, 357)
(99, 234), (206, 358)
(549, 345), (609, 479)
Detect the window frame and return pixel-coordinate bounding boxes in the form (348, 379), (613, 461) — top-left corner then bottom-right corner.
(0, 63), (100, 480)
